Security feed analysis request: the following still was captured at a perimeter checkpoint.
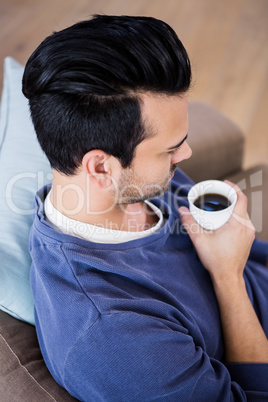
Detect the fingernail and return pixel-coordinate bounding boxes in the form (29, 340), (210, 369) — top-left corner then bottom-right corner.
(179, 206), (188, 214)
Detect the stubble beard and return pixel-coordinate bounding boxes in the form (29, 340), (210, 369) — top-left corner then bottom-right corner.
(114, 164), (178, 205)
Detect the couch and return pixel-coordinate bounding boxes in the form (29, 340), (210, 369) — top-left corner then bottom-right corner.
(0, 57), (267, 401)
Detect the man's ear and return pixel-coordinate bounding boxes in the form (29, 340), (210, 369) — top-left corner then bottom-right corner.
(82, 150), (112, 188)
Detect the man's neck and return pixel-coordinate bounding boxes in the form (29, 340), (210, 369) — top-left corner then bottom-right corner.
(50, 174), (159, 232)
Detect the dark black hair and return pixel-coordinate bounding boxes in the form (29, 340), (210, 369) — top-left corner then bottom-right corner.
(22, 15), (191, 175)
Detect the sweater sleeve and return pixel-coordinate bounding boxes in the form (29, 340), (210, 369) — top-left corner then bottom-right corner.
(249, 238), (268, 266)
(62, 312), (268, 402)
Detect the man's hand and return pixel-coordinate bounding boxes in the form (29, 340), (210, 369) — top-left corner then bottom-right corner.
(179, 181), (255, 284)
(179, 181), (268, 363)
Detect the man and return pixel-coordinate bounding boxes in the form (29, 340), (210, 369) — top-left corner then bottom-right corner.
(23, 15), (268, 401)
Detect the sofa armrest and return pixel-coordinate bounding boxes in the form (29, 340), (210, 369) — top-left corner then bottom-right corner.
(180, 101), (245, 182)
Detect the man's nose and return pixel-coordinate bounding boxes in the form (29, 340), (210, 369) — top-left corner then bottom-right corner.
(172, 141), (192, 164)
(183, 142), (192, 160)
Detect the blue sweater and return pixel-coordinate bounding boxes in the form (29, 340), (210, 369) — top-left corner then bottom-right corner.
(30, 170), (268, 401)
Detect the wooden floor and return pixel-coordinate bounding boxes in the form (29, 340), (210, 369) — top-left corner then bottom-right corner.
(0, 0), (267, 169)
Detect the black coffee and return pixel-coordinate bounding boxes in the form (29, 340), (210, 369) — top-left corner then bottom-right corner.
(193, 193), (231, 212)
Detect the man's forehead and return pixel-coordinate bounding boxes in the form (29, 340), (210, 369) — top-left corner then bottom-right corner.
(139, 91), (188, 105)
(139, 92), (189, 143)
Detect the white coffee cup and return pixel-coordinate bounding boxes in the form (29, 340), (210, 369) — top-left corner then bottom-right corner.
(187, 180), (237, 230)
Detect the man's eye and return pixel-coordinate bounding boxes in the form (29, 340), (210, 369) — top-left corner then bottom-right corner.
(168, 148), (178, 155)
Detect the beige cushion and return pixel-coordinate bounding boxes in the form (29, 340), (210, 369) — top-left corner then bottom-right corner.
(180, 101), (245, 182)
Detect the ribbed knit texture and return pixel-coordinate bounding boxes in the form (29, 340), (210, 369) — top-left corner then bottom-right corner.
(30, 169), (268, 401)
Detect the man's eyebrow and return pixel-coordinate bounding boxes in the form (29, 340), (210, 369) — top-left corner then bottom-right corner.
(167, 134), (188, 151)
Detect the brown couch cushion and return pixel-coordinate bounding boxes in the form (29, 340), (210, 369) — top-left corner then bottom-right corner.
(180, 101), (245, 182)
(226, 164), (268, 242)
(0, 310), (77, 401)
